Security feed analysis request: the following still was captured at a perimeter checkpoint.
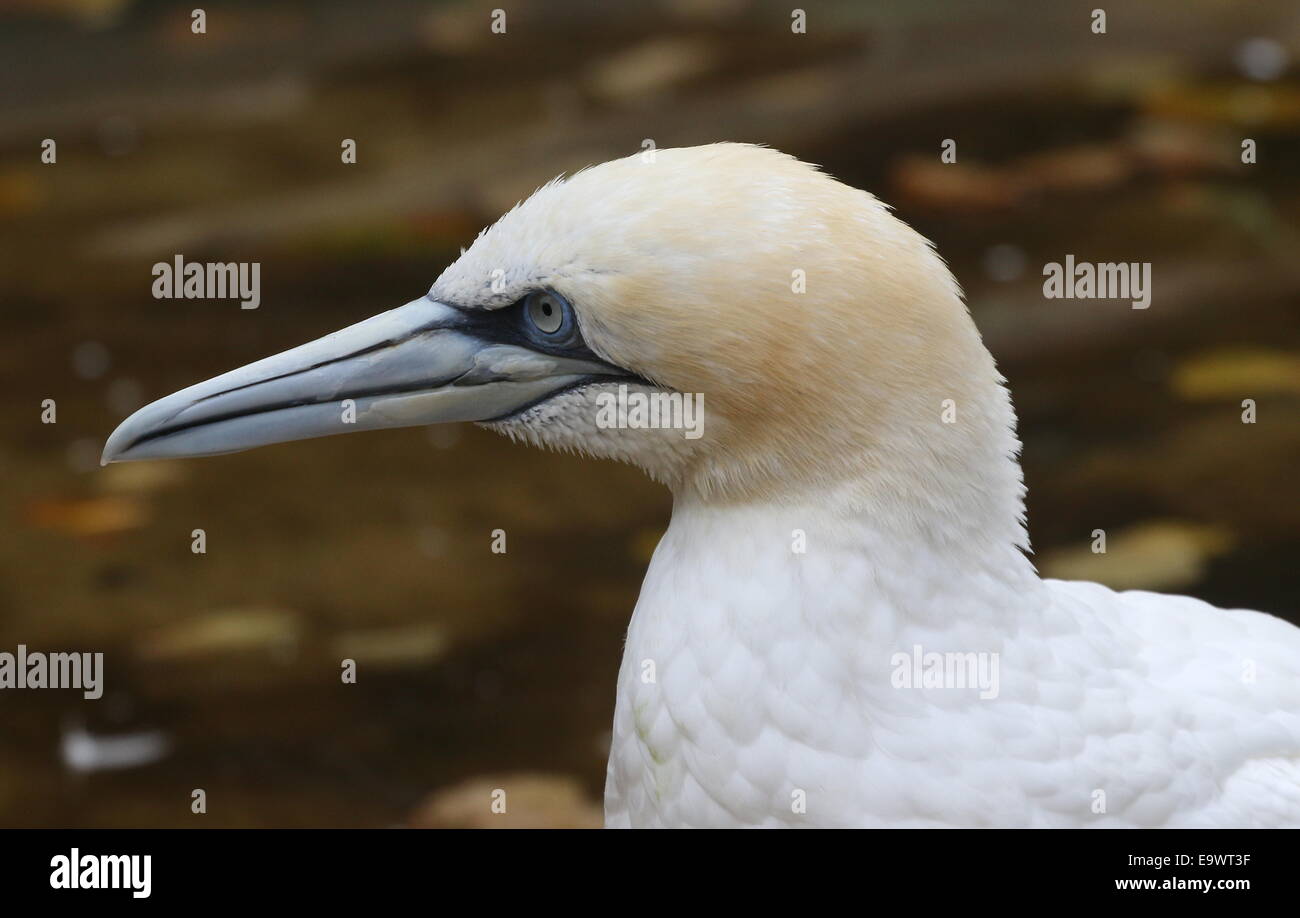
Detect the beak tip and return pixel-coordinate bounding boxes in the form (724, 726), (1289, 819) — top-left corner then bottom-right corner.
(102, 415), (141, 466)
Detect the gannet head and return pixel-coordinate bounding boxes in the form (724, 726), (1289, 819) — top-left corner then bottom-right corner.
(104, 143), (1024, 545)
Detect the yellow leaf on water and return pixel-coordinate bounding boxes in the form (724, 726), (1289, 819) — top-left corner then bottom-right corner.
(330, 624), (446, 670)
(25, 495), (147, 537)
(1142, 83), (1300, 128)
(1171, 348), (1300, 400)
(586, 37), (716, 103)
(0, 172), (43, 216)
(136, 607), (301, 661)
(1039, 520), (1235, 592)
(409, 773), (603, 829)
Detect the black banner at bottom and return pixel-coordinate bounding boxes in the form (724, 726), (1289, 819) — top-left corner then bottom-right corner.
(2, 828), (1289, 905)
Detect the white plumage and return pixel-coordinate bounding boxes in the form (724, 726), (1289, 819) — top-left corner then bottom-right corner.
(605, 502), (1300, 827)
(104, 143), (1300, 827)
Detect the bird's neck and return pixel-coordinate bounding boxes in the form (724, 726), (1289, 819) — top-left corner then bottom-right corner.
(610, 491), (1045, 826)
(670, 486), (1034, 592)
(677, 341), (1031, 566)
(638, 486), (1043, 639)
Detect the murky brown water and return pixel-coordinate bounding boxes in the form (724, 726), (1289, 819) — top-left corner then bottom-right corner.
(2, 0), (1298, 827)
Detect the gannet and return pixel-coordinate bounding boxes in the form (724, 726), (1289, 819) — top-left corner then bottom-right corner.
(103, 143), (1300, 828)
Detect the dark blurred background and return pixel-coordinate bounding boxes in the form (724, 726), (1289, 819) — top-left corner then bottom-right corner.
(2, 0), (1298, 827)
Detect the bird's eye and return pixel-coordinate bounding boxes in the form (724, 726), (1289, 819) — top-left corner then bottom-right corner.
(524, 290), (568, 336)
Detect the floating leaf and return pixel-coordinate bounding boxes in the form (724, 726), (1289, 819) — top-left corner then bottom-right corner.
(891, 157), (1020, 210)
(1040, 520), (1235, 592)
(25, 495), (147, 537)
(587, 37), (716, 102)
(137, 607), (301, 661)
(330, 624), (446, 670)
(1172, 348), (1300, 400)
(409, 773), (602, 829)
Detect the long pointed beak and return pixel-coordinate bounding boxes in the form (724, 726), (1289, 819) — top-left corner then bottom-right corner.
(102, 297), (624, 464)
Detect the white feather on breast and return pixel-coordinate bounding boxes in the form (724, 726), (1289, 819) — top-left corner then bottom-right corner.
(603, 504), (1300, 828)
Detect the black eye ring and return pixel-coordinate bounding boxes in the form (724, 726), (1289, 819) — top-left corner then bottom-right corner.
(521, 290), (576, 343)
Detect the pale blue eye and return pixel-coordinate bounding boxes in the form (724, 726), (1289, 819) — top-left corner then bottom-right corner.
(524, 291), (568, 336)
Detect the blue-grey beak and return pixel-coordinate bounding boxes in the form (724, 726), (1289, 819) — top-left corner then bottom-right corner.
(102, 297), (624, 463)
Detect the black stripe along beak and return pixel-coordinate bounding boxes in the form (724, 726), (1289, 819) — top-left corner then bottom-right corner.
(102, 297), (632, 463)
